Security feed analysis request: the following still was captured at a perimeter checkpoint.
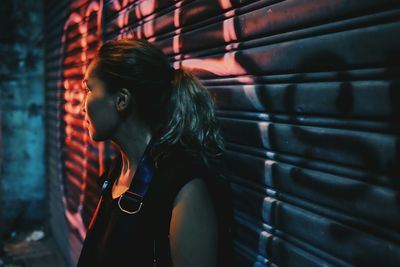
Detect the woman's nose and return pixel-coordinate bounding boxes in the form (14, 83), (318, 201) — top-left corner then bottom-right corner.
(81, 98), (86, 113)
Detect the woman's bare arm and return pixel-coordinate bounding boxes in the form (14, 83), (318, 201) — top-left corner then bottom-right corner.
(169, 178), (218, 267)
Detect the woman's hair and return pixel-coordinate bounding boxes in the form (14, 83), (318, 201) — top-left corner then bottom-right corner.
(93, 38), (224, 169)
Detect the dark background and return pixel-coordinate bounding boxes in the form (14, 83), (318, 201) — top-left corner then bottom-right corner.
(1, 0), (400, 266)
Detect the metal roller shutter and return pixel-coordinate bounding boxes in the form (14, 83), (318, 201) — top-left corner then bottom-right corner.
(44, 1), (400, 266)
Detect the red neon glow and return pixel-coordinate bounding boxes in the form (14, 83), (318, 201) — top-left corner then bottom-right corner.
(219, 0), (233, 10)
(139, 0), (157, 17)
(57, 1), (259, 256)
(60, 1), (104, 246)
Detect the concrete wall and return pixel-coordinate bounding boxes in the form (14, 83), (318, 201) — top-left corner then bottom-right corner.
(0, 0), (45, 239)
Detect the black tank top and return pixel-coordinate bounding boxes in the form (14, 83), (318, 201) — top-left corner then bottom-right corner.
(76, 142), (219, 267)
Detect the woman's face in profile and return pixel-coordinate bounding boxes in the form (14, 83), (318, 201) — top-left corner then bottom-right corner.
(81, 60), (119, 141)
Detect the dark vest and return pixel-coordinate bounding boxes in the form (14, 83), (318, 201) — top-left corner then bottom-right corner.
(76, 143), (227, 267)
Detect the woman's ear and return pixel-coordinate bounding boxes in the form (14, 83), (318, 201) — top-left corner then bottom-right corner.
(116, 88), (133, 112)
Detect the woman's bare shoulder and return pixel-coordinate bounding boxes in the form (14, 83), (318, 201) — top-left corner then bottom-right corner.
(169, 178), (218, 267)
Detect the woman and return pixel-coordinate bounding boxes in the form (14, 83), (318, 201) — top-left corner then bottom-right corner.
(76, 38), (230, 267)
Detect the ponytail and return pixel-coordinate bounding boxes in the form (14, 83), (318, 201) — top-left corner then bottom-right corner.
(94, 38), (224, 169)
(154, 67), (225, 169)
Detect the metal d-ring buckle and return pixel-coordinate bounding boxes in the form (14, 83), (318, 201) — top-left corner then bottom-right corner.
(118, 191), (143, 214)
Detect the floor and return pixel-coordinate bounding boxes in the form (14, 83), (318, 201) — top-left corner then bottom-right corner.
(0, 228), (68, 267)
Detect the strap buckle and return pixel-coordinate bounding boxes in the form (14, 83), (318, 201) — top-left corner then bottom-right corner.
(118, 190), (143, 214)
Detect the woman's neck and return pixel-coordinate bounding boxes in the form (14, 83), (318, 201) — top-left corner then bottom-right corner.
(110, 120), (152, 186)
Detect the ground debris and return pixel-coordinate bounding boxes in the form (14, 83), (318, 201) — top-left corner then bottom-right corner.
(0, 228), (67, 267)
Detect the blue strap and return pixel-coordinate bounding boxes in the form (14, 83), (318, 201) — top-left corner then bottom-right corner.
(126, 142), (156, 197)
(115, 138), (157, 214)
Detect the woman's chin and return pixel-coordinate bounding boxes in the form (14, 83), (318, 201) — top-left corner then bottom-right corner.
(89, 130), (106, 142)
(86, 125), (110, 142)
(89, 131), (98, 141)
(86, 125), (97, 140)
(87, 128), (96, 141)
